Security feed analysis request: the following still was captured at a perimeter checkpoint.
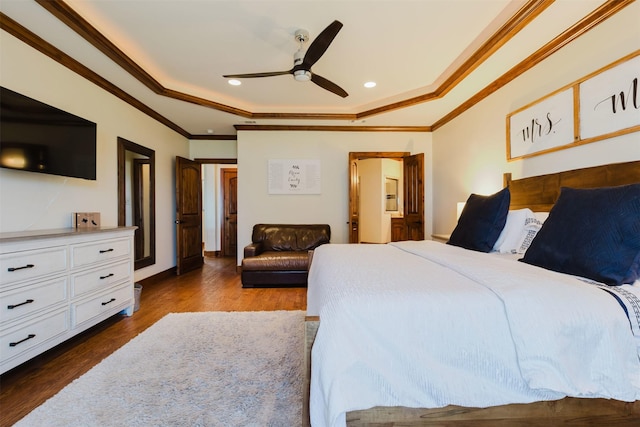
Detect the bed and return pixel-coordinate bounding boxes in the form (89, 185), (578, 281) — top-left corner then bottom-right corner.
(303, 160), (640, 427)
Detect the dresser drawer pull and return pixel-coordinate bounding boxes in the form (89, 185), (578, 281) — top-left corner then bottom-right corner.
(7, 299), (35, 309)
(101, 298), (116, 306)
(100, 273), (115, 280)
(7, 264), (35, 272)
(99, 248), (114, 254)
(9, 334), (36, 347)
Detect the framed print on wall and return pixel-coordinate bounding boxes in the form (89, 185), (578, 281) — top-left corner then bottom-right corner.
(506, 51), (639, 162)
(268, 159), (321, 194)
(579, 54), (640, 140)
(507, 87), (576, 161)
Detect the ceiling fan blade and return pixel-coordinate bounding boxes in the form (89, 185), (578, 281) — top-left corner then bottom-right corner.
(311, 73), (348, 98)
(223, 70), (292, 79)
(301, 20), (343, 69)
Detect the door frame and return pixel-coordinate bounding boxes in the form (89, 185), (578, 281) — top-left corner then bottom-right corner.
(348, 152), (409, 243)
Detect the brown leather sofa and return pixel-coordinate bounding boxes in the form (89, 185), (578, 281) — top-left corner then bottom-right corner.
(241, 224), (331, 288)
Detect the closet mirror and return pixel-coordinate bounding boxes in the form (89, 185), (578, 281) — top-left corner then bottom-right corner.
(117, 137), (156, 270)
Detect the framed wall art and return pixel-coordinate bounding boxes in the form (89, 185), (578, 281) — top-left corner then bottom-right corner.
(507, 50), (639, 161)
(579, 54), (640, 140)
(268, 159), (321, 194)
(507, 87), (576, 160)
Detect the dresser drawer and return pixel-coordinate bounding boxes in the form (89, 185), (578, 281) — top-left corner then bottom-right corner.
(0, 247), (67, 286)
(0, 308), (68, 365)
(72, 284), (132, 327)
(71, 238), (131, 268)
(1, 278), (68, 324)
(71, 260), (131, 298)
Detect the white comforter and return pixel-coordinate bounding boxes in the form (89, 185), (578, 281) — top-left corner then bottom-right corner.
(307, 240), (640, 427)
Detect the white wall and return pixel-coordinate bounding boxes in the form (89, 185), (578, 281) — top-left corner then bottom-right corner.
(202, 164), (218, 252)
(236, 131), (432, 262)
(358, 159), (386, 243)
(190, 140), (237, 159)
(0, 31), (190, 282)
(432, 3), (640, 235)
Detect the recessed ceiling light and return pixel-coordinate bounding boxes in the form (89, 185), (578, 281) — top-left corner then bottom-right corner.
(364, 81), (376, 88)
(228, 79), (242, 86)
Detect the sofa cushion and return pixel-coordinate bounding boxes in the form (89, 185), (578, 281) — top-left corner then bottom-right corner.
(242, 251), (310, 271)
(251, 224), (331, 251)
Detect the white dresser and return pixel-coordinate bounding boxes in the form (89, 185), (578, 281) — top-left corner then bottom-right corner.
(0, 227), (136, 374)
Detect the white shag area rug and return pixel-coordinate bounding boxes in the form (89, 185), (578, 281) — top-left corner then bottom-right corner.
(16, 310), (305, 427)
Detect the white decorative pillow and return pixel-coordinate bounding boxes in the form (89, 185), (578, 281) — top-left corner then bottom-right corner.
(493, 209), (533, 253)
(514, 215), (544, 254)
(534, 211), (549, 224)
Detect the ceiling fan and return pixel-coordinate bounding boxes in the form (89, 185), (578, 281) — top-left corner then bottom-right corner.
(223, 20), (348, 98)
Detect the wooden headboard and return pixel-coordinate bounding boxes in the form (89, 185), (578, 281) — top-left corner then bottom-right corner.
(503, 160), (640, 212)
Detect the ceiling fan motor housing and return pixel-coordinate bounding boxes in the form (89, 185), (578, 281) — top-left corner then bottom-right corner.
(293, 49), (311, 81)
(294, 69), (311, 82)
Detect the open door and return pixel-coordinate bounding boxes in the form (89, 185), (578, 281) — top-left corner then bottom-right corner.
(175, 156), (203, 275)
(403, 153), (425, 240)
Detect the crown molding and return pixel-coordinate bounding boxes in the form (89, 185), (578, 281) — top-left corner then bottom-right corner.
(32, 0), (553, 124)
(431, 0), (636, 130)
(0, 11), (191, 138)
(3, 0), (633, 135)
(234, 125), (431, 132)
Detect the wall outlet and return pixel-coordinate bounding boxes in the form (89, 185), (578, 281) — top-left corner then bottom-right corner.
(74, 212), (101, 228)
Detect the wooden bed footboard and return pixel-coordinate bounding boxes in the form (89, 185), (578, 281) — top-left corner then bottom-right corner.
(304, 317), (639, 426)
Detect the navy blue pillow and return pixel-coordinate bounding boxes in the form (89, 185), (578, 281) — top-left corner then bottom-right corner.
(447, 187), (510, 252)
(520, 183), (640, 286)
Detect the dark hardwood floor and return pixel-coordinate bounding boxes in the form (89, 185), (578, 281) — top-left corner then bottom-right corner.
(0, 256), (306, 426)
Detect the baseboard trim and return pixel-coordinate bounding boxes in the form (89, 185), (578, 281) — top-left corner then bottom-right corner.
(137, 267), (176, 287)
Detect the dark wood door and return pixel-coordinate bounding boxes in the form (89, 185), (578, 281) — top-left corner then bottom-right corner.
(403, 153), (425, 240)
(221, 168), (237, 258)
(391, 217), (408, 242)
(175, 156), (203, 275)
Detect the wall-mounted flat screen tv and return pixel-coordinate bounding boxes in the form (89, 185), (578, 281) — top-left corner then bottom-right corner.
(0, 87), (97, 180)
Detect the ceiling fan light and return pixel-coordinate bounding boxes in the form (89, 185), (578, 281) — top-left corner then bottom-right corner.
(294, 70), (311, 82)
(228, 79), (242, 86)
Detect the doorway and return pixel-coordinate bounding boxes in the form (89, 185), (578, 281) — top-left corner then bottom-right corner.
(358, 158), (403, 243)
(199, 159), (238, 258)
(349, 152), (424, 243)
(221, 168), (237, 257)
